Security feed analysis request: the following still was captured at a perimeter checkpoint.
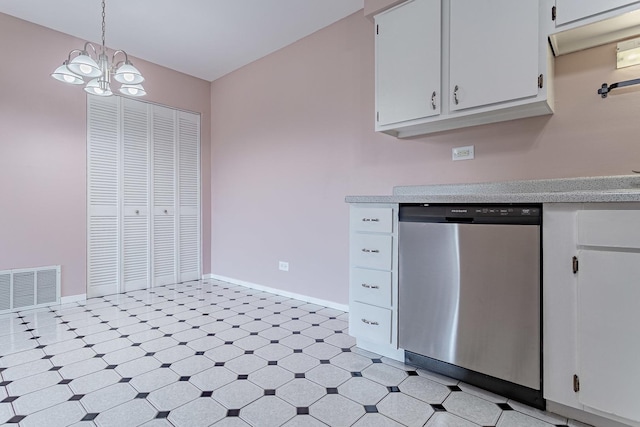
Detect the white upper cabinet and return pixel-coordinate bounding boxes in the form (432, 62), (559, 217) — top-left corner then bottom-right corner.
(554, 0), (640, 26)
(376, 0), (441, 125)
(449, 0), (539, 111)
(374, 0), (554, 138)
(550, 1), (640, 55)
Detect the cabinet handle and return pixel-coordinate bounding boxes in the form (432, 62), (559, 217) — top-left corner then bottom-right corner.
(431, 91), (437, 110)
(135, 210), (140, 214)
(361, 318), (379, 326)
(454, 85), (459, 105)
(362, 218), (380, 222)
(361, 283), (380, 290)
(164, 209), (168, 214)
(361, 249), (380, 253)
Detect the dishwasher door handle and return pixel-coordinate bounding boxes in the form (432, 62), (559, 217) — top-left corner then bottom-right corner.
(445, 217), (474, 223)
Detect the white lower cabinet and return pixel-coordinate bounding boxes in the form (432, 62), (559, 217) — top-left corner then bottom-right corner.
(544, 203), (640, 427)
(348, 204), (403, 360)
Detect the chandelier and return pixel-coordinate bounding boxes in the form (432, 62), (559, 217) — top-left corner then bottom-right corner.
(51, 0), (146, 97)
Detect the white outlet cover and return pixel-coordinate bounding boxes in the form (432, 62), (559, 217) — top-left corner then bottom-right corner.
(452, 145), (475, 161)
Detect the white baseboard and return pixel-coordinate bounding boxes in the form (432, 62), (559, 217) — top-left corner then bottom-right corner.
(60, 293), (87, 304)
(204, 274), (349, 313)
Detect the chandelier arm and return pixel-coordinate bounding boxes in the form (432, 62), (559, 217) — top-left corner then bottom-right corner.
(111, 50), (130, 68)
(65, 49), (85, 62)
(83, 42), (98, 58)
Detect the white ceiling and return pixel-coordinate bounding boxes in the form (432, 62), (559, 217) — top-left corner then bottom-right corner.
(0, 0), (364, 81)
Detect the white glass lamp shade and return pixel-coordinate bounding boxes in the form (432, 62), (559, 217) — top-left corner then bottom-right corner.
(51, 64), (84, 85)
(119, 83), (146, 97)
(84, 78), (113, 97)
(114, 62), (144, 84)
(67, 53), (101, 77)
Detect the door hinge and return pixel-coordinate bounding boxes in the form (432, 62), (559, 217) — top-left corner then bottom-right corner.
(538, 74), (544, 89)
(573, 374), (580, 392)
(572, 256), (579, 274)
(376, 111), (380, 122)
(552, 5), (557, 21)
(376, 24), (379, 35)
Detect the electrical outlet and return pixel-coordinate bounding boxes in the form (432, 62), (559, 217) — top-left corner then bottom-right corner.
(279, 261), (289, 272)
(452, 145), (475, 161)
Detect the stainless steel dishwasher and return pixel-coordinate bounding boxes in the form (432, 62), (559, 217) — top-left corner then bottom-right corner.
(398, 204), (543, 408)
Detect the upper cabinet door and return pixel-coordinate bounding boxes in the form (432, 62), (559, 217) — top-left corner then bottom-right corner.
(449, 0), (539, 111)
(376, 0), (441, 126)
(555, 0), (640, 25)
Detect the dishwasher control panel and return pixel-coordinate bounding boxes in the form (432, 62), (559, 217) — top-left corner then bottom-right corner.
(399, 204), (542, 225)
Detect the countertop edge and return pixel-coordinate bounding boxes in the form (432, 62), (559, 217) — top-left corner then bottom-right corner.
(345, 192), (640, 204)
(346, 175), (640, 204)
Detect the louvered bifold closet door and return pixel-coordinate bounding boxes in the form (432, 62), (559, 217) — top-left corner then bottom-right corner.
(87, 96), (120, 297)
(177, 111), (201, 282)
(122, 98), (150, 292)
(151, 105), (177, 286)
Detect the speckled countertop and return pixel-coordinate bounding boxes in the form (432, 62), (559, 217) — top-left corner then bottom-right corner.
(345, 175), (640, 204)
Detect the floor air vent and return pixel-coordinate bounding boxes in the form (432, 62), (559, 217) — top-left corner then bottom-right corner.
(0, 266), (60, 313)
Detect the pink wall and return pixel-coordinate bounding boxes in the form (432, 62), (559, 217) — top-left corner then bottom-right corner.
(210, 11), (640, 305)
(0, 13), (211, 297)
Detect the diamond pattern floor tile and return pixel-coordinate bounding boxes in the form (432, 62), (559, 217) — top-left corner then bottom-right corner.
(0, 280), (591, 427)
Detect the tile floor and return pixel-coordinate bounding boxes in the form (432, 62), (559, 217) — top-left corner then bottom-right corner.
(0, 279), (591, 427)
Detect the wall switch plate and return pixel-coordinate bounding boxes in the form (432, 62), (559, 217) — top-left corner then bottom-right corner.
(279, 261), (289, 271)
(452, 145), (475, 161)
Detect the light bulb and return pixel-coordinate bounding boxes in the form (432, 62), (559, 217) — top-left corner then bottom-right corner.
(123, 73), (135, 82)
(63, 74), (76, 83)
(80, 64), (92, 74)
(127, 87), (139, 95)
(94, 87), (104, 95)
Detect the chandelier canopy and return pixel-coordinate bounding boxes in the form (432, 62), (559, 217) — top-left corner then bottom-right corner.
(51, 0), (146, 97)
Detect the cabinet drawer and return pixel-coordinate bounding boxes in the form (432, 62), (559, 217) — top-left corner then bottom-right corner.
(577, 210), (640, 249)
(350, 207), (393, 233)
(350, 234), (393, 270)
(349, 302), (392, 345)
(350, 268), (392, 307)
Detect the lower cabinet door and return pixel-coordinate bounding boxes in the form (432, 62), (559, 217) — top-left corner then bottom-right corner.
(578, 249), (640, 422)
(349, 302), (392, 345)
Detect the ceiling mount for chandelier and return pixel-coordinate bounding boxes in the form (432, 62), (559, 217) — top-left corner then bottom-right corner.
(51, 0), (146, 97)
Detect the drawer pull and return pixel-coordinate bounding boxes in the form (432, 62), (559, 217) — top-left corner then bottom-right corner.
(362, 218), (380, 222)
(361, 318), (379, 326)
(361, 249), (380, 253)
(361, 283), (380, 290)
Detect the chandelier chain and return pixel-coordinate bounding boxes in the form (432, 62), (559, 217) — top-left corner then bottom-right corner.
(101, 0), (106, 49)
